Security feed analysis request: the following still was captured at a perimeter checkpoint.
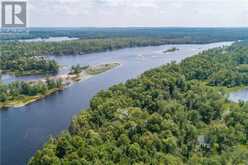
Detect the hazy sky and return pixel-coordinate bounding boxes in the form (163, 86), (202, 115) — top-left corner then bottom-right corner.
(27, 0), (248, 27)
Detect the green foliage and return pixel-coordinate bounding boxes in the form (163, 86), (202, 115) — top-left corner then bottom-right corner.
(0, 79), (63, 103)
(2, 27), (248, 42)
(0, 51), (59, 76)
(29, 42), (248, 164)
(0, 37), (194, 76)
(181, 43), (248, 87)
(70, 65), (89, 75)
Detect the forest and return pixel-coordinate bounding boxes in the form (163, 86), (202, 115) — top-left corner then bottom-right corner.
(28, 41), (248, 164)
(181, 42), (248, 87)
(0, 79), (63, 104)
(2, 27), (248, 42)
(2, 28), (248, 76)
(0, 54), (59, 76)
(0, 37), (198, 76)
(0, 37), (190, 76)
(0, 37), (188, 56)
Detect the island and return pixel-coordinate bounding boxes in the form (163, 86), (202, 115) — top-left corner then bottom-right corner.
(0, 63), (120, 109)
(163, 47), (180, 53)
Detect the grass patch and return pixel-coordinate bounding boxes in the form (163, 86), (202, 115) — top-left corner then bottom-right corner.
(86, 63), (120, 75)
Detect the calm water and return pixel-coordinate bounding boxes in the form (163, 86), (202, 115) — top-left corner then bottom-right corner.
(18, 37), (79, 43)
(1, 42), (233, 165)
(229, 88), (248, 102)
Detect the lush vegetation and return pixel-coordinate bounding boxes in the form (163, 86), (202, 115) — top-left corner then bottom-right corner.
(181, 42), (248, 87)
(0, 38), (182, 76)
(0, 79), (63, 108)
(0, 53), (59, 76)
(0, 41), (59, 76)
(0, 37), (180, 76)
(0, 37), (193, 57)
(2, 28), (248, 76)
(69, 65), (89, 75)
(28, 42), (248, 164)
(2, 27), (248, 42)
(0, 63), (120, 108)
(85, 63), (120, 75)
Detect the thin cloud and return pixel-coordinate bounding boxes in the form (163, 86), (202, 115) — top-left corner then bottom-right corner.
(28, 0), (248, 27)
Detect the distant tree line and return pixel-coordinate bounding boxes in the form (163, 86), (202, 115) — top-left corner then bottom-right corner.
(2, 27), (248, 42)
(0, 37), (199, 76)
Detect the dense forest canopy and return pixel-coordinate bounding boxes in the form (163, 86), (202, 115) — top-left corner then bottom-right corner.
(29, 41), (248, 164)
(0, 37), (192, 57)
(181, 42), (248, 87)
(0, 54), (59, 76)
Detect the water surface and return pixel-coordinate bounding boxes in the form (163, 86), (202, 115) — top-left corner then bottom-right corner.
(1, 42), (233, 165)
(18, 37), (79, 43)
(229, 88), (248, 102)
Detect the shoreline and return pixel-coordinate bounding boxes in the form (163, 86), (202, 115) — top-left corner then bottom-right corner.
(0, 88), (62, 109)
(0, 41), (233, 80)
(0, 63), (120, 109)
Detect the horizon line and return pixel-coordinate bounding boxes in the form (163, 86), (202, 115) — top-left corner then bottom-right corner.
(13, 26), (248, 29)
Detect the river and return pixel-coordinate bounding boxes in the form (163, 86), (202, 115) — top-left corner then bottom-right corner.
(0, 42), (234, 165)
(18, 37), (79, 43)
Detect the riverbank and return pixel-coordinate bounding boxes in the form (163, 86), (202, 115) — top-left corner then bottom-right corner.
(0, 88), (62, 109)
(1, 69), (57, 77)
(0, 63), (120, 109)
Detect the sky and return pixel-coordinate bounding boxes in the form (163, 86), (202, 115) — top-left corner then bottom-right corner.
(26, 0), (248, 27)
